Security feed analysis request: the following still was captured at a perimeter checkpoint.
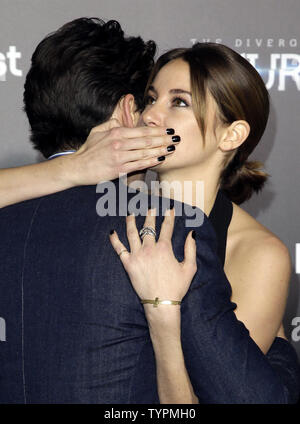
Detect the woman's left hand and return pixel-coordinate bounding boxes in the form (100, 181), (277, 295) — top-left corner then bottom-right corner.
(109, 208), (197, 305)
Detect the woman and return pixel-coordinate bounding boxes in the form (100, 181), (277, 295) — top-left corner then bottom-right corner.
(109, 43), (300, 403)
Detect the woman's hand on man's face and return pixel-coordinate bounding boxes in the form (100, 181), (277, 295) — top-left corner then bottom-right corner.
(64, 120), (181, 186)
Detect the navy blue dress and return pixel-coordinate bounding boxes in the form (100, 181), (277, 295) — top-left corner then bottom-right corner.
(179, 189), (300, 403)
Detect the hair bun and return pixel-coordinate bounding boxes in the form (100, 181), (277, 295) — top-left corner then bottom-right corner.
(221, 160), (269, 204)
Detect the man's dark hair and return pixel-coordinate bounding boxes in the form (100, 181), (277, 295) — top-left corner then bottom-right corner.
(23, 17), (156, 158)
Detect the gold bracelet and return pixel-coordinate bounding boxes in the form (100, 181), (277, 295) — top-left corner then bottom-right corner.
(141, 297), (181, 308)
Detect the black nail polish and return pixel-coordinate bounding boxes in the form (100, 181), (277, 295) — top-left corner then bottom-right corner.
(166, 128), (175, 135)
(192, 230), (196, 240)
(172, 135), (181, 142)
(170, 203), (174, 210)
(157, 156), (165, 161)
(110, 229), (115, 235)
(167, 145), (175, 152)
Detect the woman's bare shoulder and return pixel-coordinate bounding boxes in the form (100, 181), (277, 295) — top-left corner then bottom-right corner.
(225, 202), (291, 279)
(225, 203), (291, 348)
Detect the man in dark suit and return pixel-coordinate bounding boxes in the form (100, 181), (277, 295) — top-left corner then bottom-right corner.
(0, 17), (299, 404)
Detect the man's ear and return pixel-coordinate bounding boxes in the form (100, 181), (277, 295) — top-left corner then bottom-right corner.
(119, 94), (140, 128)
(219, 120), (250, 152)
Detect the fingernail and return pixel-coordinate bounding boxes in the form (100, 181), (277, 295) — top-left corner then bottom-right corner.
(170, 203), (174, 210)
(110, 229), (115, 235)
(192, 230), (196, 240)
(167, 145), (175, 152)
(166, 128), (175, 135)
(172, 135), (181, 142)
(157, 156), (165, 161)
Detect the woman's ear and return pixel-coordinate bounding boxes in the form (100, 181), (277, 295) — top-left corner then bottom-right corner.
(219, 120), (250, 152)
(119, 94), (140, 128)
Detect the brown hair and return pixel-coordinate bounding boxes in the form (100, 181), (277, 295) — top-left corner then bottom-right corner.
(145, 43), (270, 205)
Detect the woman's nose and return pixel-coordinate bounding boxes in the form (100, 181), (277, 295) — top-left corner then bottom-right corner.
(142, 104), (165, 127)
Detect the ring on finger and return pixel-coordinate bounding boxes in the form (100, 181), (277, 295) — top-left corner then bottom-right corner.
(139, 226), (157, 240)
(118, 249), (128, 257)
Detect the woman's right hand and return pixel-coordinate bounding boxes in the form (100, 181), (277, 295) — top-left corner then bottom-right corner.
(66, 119), (179, 186)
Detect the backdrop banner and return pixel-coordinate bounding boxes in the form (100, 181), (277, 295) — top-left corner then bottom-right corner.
(0, 0), (299, 360)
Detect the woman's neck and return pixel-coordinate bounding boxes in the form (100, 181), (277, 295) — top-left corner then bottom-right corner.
(157, 165), (220, 216)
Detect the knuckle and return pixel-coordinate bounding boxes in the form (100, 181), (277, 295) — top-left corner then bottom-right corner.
(163, 212), (172, 221)
(146, 158), (158, 168)
(110, 118), (119, 126)
(142, 245), (153, 256)
(110, 127), (121, 139)
(141, 149), (148, 159)
(142, 127), (151, 136)
(145, 137), (153, 147)
(112, 140), (121, 151)
(165, 135), (172, 145)
(150, 156), (159, 164)
(145, 126), (161, 136)
(157, 239), (170, 250)
(127, 228), (136, 238)
(134, 160), (147, 171)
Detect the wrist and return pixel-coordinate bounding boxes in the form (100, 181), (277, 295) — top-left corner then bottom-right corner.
(55, 153), (80, 188)
(144, 304), (181, 335)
